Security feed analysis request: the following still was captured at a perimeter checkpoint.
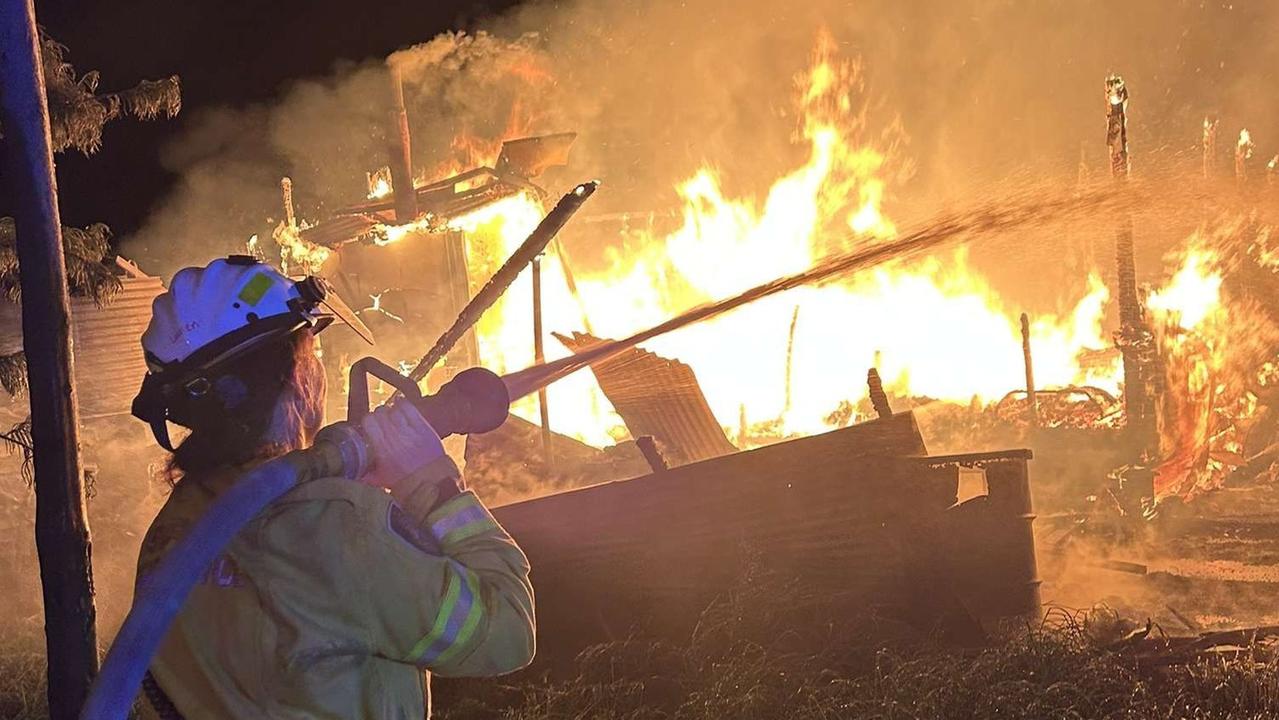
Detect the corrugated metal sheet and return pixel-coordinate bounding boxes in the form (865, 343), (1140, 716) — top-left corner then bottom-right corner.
(557, 331), (738, 465)
(72, 276), (164, 418)
(489, 413), (1041, 672)
(0, 275), (164, 419)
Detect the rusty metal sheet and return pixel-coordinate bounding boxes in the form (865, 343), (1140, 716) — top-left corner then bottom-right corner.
(556, 331), (738, 465)
(489, 413), (1036, 671)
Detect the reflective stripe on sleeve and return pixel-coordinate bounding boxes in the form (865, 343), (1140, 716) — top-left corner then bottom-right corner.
(409, 561), (483, 666)
(429, 495), (499, 546)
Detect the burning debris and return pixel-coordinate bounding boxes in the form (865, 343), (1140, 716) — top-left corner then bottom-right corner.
(555, 331), (737, 465)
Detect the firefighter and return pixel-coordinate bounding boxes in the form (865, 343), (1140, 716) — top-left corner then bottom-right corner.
(130, 256), (534, 718)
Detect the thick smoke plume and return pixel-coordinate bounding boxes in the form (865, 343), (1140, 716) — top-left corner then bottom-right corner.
(122, 0), (1279, 281)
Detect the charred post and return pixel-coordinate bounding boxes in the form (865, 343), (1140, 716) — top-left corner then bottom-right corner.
(281, 176), (296, 229)
(386, 64), (418, 223)
(1235, 129), (1254, 186)
(532, 255), (554, 471)
(635, 435), (669, 472)
(1202, 116), (1218, 180)
(784, 305), (799, 415)
(1020, 313), (1039, 427)
(0, 1), (100, 716)
(1105, 76), (1130, 181)
(1106, 74), (1158, 459)
(867, 367), (892, 419)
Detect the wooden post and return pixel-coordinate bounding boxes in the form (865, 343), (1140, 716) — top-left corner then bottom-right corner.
(1235, 129), (1254, 186)
(1202, 116), (1218, 180)
(280, 176), (296, 229)
(532, 256), (554, 472)
(1106, 74), (1158, 461)
(386, 64), (418, 223)
(0, 2), (99, 718)
(783, 306), (799, 416)
(867, 368), (892, 419)
(635, 435), (669, 473)
(1019, 313), (1039, 427)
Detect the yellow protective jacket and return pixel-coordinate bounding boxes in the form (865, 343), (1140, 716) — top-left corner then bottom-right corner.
(136, 457), (535, 719)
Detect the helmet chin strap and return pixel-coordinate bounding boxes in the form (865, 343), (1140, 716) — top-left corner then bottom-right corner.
(149, 418), (176, 453)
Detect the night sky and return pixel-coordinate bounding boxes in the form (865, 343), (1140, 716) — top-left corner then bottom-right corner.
(24, 0), (519, 239)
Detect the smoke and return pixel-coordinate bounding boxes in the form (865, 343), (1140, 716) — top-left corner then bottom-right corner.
(121, 0), (1279, 279)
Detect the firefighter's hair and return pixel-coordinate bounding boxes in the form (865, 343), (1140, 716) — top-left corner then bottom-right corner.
(164, 330), (325, 485)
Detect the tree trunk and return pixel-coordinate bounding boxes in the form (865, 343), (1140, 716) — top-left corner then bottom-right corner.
(0, 2), (100, 718)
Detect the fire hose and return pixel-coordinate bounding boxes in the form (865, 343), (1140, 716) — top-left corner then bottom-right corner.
(81, 180), (1116, 719)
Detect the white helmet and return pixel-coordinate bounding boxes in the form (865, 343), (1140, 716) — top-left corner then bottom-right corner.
(133, 255), (372, 449)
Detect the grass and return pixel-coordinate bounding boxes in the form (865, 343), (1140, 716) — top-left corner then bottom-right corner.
(434, 576), (1279, 720)
(5, 575), (1279, 719)
(0, 634), (49, 720)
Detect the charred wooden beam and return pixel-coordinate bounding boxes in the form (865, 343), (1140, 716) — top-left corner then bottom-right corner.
(784, 305), (799, 415)
(635, 435), (669, 472)
(1236, 129), (1255, 185)
(386, 64), (418, 223)
(280, 176), (296, 229)
(0, 2), (99, 716)
(1020, 313), (1039, 427)
(1105, 76), (1130, 180)
(867, 367), (892, 419)
(1202, 116), (1218, 180)
(532, 255), (554, 472)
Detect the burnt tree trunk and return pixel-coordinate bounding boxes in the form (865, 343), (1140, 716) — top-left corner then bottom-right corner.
(0, 2), (99, 718)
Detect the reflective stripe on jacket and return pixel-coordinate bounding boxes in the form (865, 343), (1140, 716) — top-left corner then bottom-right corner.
(136, 457), (535, 719)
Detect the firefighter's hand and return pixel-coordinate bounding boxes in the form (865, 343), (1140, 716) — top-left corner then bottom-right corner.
(357, 401), (448, 492)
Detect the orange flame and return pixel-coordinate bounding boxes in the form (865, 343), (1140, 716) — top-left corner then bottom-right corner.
(452, 35), (1126, 446)
(1149, 226), (1279, 500)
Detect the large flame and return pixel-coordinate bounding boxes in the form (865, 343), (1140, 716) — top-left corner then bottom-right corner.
(1149, 232), (1277, 499)
(454, 34), (1124, 446)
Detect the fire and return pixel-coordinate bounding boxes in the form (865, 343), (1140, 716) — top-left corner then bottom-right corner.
(1238, 128), (1254, 155)
(1148, 250), (1222, 332)
(1149, 230), (1278, 499)
(368, 174), (393, 200)
(453, 34), (1126, 446)
(272, 220), (331, 276)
